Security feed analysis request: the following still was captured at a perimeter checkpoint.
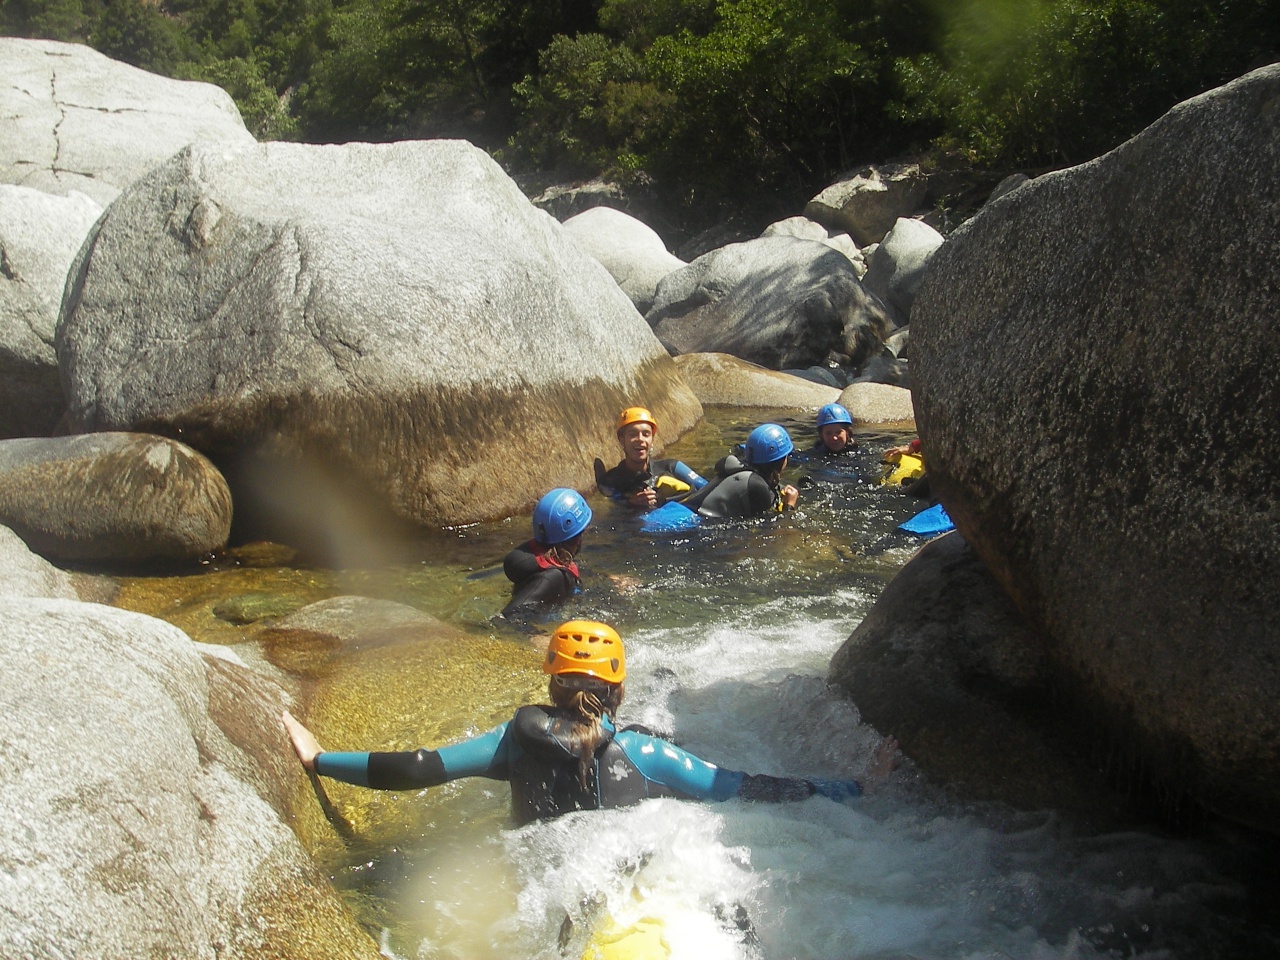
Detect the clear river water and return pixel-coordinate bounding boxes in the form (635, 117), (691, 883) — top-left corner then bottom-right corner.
(111, 406), (1279, 960)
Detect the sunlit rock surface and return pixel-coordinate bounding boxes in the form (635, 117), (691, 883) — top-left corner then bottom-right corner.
(909, 64), (1280, 834)
(0, 38), (254, 204)
(0, 433), (232, 563)
(0, 598), (380, 959)
(56, 140), (701, 539)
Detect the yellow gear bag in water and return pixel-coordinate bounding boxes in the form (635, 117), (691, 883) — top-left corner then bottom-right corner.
(654, 475), (691, 497)
(880, 452), (924, 486)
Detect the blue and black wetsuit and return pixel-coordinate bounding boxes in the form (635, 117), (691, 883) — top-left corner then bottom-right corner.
(502, 541), (580, 617)
(681, 458), (784, 519)
(312, 706), (861, 825)
(598, 458), (707, 506)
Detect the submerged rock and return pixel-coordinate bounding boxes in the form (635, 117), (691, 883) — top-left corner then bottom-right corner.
(910, 64), (1280, 834)
(56, 140), (700, 541)
(0, 432), (232, 564)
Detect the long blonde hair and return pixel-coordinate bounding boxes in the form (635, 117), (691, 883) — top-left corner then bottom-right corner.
(549, 675), (624, 788)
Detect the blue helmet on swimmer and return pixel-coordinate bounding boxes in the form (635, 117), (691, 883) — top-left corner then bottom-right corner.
(532, 488), (593, 545)
(816, 403), (854, 430)
(745, 423), (795, 467)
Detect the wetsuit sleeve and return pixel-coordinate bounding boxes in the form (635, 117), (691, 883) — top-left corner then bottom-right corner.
(671, 461), (708, 490)
(613, 730), (745, 801)
(313, 723), (512, 789)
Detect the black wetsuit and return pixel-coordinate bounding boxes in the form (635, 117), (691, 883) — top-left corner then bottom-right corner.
(598, 458), (707, 505)
(681, 464), (783, 519)
(312, 707), (862, 825)
(502, 540), (580, 617)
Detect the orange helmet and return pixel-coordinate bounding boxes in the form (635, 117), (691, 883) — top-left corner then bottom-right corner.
(544, 620), (625, 683)
(616, 407), (657, 434)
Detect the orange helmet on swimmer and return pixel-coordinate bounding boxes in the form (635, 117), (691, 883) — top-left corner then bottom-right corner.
(616, 407), (657, 434)
(544, 620), (625, 683)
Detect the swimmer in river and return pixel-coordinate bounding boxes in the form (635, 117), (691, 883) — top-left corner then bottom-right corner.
(283, 620), (899, 825)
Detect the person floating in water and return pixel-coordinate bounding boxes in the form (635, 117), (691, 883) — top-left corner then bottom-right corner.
(501, 488), (591, 619)
(881, 438), (931, 499)
(683, 423), (801, 519)
(596, 406), (707, 510)
(812, 403), (858, 457)
(282, 620), (898, 825)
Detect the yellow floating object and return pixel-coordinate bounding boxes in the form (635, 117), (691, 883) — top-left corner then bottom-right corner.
(581, 915), (668, 960)
(880, 452), (924, 486)
(654, 475), (691, 497)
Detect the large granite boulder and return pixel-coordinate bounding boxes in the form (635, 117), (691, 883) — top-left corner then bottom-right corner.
(0, 38), (255, 205)
(860, 217), (945, 325)
(0, 523), (78, 599)
(909, 65), (1280, 834)
(829, 533), (1125, 818)
(804, 163), (928, 247)
(0, 433), (232, 564)
(836, 381), (914, 425)
(0, 597), (380, 959)
(646, 236), (892, 372)
(0, 185), (103, 437)
(55, 140), (701, 537)
(562, 206), (685, 313)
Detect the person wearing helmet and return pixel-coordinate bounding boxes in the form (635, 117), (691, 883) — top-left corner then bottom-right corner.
(681, 423), (801, 519)
(596, 407), (707, 510)
(282, 620), (898, 825)
(882, 438), (931, 498)
(812, 403), (858, 456)
(501, 488), (592, 619)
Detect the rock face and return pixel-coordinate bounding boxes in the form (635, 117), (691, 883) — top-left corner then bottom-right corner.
(0, 598), (380, 959)
(56, 140), (701, 534)
(0, 433), (233, 563)
(836, 381), (914, 424)
(646, 236), (892, 371)
(829, 533), (1124, 818)
(860, 217), (945, 325)
(0, 523), (78, 599)
(562, 206), (685, 313)
(0, 38), (255, 204)
(804, 163), (928, 247)
(0, 185), (103, 437)
(909, 65), (1280, 834)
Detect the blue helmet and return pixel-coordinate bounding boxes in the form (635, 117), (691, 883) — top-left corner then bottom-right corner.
(816, 403), (854, 429)
(532, 488), (592, 545)
(745, 423), (794, 467)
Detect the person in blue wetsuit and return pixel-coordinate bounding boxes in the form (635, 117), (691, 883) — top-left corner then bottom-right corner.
(682, 423), (800, 519)
(282, 620), (898, 825)
(596, 406), (707, 511)
(501, 488), (591, 619)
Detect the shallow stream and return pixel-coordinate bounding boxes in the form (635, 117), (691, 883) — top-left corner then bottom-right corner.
(111, 407), (1278, 959)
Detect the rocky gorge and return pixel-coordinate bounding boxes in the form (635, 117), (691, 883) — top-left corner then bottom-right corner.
(2, 34), (1278, 959)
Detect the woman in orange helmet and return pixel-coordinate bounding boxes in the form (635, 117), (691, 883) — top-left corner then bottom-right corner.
(283, 620), (896, 825)
(596, 407), (707, 510)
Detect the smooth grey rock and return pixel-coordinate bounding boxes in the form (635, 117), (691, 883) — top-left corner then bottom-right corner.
(911, 64), (1280, 835)
(0, 597), (381, 959)
(804, 163), (929, 246)
(851, 353), (909, 388)
(0, 38), (254, 204)
(860, 217), (945, 325)
(987, 173), (1031, 204)
(647, 236), (892, 371)
(673, 353), (839, 408)
(0, 185), (103, 437)
(0, 432), (232, 563)
(0, 523), (77, 599)
(55, 140), (700, 534)
(835, 381), (914, 425)
(562, 206), (685, 313)
(762, 216), (867, 275)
